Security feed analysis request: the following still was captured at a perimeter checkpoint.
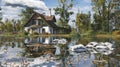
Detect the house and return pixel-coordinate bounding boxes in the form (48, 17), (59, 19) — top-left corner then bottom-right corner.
(24, 12), (70, 34)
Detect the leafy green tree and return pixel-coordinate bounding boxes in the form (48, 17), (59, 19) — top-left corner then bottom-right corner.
(55, 19), (63, 27)
(0, 7), (2, 21)
(110, 0), (120, 30)
(75, 13), (91, 34)
(20, 7), (34, 26)
(91, 14), (102, 31)
(16, 20), (23, 32)
(0, 7), (3, 31)
(0, 22), (4, 32)
(91, 0), (115, 32)
(113, 11), (120, 30)
(19, 7), (34, 32)
(11, 19), (16, 32)
(54, 0), (74, 28)
(4, 19), (14, 32)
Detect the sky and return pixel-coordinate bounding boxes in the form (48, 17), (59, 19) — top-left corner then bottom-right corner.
(44, 0), (92, 14)
(0, 0), (92, 27)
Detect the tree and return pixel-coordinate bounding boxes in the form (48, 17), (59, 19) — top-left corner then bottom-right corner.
(0, 7), (3, 31)
(16, 20), (23, 32)
(0, 7), (2, 21)
(91, 14), (102, 31)
(91, 0), (115, 32)
(20, 7), (34, 26)
(3, 19), (14, 32)
(110, 0), (120, 30)
(75, 13), (91, 34)
(19, 7), (34, 32)
(54, 0), (74, 28)
(113, 11), (120, 30)
(55, 19), (63, 27)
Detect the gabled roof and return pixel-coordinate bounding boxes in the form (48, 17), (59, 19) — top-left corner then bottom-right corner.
(24, 12), (58, 28)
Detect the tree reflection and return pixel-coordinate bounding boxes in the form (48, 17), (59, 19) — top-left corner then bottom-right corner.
(0, 36), (119, 67)
(56, 43), (69, 67)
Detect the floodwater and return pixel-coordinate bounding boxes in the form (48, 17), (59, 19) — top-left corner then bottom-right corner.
(0, 36), (120, 67)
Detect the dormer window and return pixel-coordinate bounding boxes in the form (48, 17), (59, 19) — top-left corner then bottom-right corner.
(38, 19), (43, 25)
(32, 20), (36, 25)
(36, 20), (39, 25)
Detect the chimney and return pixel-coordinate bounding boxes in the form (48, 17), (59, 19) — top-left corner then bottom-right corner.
(49, 8), (51, 16)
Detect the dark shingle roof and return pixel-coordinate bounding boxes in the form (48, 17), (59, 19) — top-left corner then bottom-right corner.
(24, 12), (58, 28)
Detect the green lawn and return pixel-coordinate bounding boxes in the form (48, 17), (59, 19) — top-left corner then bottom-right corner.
(0, 32), (69, 37)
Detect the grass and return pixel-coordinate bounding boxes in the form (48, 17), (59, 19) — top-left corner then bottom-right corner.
(96, 34), (120, 38)
(0, 32), (69, 37)
(0, 31), (120, 39)
(29, 34), (69, 37)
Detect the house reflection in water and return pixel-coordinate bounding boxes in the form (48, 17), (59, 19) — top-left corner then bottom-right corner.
(24, 37), (68, 57)
(24, 37), (59, 45)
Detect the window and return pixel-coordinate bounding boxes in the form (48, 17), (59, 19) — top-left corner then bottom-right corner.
(38, 19), (43, 25)
(32, 20), (36, 25)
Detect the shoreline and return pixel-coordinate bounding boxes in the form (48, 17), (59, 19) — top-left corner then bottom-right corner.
(0, 33), (120, 38)
(96, 34), (120, 38)
(0, 34), (69, 37)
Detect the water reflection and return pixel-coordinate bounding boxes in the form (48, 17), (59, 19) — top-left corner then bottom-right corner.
(25, 36), (68, 45)
(0, 36), (119, 67)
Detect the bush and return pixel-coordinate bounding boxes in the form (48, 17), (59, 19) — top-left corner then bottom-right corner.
(97, 30), (108, 34)
(84, 30), (94, 35)
(33, 32), (39, 35)
(70, 28), (76, 35)
(69, 32), (80, 39)
(112, 30), (120, 35)
(24, 31), (29, 35)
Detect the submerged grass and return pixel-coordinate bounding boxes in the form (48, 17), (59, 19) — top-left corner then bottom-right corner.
(0, 32), (120, 39)
(96, 34), (120, 38)
(0, 32), (69, 37)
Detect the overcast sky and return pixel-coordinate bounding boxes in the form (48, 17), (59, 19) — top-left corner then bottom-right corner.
(0, 0), (92, 27)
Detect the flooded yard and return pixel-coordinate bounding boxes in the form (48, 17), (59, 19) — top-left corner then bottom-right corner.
(0, 36), (120, 67)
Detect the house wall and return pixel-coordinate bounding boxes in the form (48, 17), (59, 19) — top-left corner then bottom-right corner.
(25, 26), (69, 34)
(42, 26), (53, 34)
(24, 27), (29, 32)
(37, 28), (42, 34)
(25, 26), (55, 34)
(29, 26), (53, 34)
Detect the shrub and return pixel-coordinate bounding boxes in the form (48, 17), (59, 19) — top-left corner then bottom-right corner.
(24, 31), (29, 35)
(33, 32), (39, 35)
(84, 30), (94, 35)
(70, 28), (76, 35)
(112, 30), (120, 35)
(97, 30), (108, 34)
